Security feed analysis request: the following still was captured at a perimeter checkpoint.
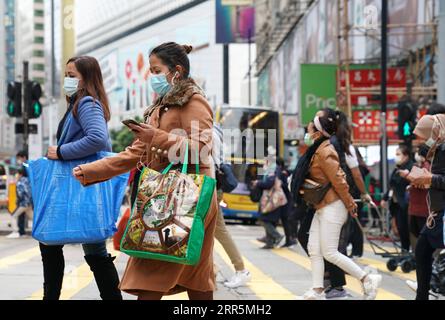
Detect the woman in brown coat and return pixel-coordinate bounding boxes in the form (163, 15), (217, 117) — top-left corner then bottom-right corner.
(73, 42), (217, 300)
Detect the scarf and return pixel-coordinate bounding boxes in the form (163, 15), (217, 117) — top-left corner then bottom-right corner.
(291, 137), (328, 204)
(414, 114), (445, 160)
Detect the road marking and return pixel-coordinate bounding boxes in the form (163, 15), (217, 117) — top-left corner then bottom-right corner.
(0, 246), (40, 270)
(27, 243), (120, 300)
(250, 241), (404, 300)
(214, 240), (295, 300)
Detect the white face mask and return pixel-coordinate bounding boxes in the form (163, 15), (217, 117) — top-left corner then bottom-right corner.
(395, 155), (404, 165)
(426, 138), (437, 148)
(64, 77), (80, 98)
(415, 153), (424, 163)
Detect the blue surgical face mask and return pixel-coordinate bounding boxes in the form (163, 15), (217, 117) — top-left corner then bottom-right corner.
(64, 77), (80, 97)
(150, 73), (172, 96)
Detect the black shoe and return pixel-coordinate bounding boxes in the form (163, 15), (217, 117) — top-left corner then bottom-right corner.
(261, 244), (275, 250)
(281, 240), (297, 248)
(84, 254), (123, 300)
(274, 235), (284, 247)
(257, 237), (267, 244)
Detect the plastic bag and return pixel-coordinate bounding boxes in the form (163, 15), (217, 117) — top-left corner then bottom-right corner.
(121, 143), (216, 265)
(25, 152), (129, 245)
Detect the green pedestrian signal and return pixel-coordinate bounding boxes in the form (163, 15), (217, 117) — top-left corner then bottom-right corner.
(26, 81), (43, 119)
(403, 122), (411, 137)
(6, 82), (22, 118)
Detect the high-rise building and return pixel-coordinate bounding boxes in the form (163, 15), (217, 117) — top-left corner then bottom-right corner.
(0, 0), (18, 157)
(13, 0), (46, 159)
(75, 0), (225, 132)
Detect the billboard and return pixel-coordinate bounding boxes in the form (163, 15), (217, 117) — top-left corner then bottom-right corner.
(216, 0), (255, 44)
(300, 64), (337, 125)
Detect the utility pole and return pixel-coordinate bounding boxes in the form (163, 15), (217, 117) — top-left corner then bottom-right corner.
(223, 44), (230, 104)
(22, 61), (30, 157)
(381, 0), (389, 196)
(248, 28), (252, 106)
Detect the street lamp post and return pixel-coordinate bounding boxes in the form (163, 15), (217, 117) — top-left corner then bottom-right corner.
(381, 0), (389, 196)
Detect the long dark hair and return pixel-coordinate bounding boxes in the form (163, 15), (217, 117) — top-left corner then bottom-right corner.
(150, 42), (193, 79)
(66, 56), (111, 122)
(335, 110), (352, 156)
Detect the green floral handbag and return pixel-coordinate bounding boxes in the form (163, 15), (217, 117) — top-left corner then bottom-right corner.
(120, 142), (216, 265)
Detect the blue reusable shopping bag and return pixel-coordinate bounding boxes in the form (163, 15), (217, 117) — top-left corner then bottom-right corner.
(25, 152), (129, 245)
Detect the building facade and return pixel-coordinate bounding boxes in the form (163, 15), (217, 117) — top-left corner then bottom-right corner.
(75, 0), (225, 131)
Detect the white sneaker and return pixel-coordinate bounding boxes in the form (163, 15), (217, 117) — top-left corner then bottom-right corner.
(362, 273), (382, 300)
(302, 289), (326, 300)
(224, 270), (252, 288)
(406, 280), (439, 300)
(6, 232), (21, 239)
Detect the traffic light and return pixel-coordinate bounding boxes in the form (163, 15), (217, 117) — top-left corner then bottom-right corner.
(26, 81), (42, 119)
(6, 82), (22, 118)
(397, 98), (417, 141)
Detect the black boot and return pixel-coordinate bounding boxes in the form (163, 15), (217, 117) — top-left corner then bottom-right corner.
(84, 254), (123, 300)
(39, 243), (65, 301)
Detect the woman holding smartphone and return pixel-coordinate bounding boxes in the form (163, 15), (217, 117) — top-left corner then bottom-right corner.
(73, 42), (218, 300)
(42, 56), (122, 300)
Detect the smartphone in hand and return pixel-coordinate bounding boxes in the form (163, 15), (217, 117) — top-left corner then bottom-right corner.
(122, 119), (142, 129)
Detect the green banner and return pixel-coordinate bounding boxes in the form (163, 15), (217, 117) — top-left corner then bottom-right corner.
(300, 64), (337, 125)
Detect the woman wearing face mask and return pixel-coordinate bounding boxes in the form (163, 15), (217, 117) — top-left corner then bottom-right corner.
(41, 56), (122, 300)
(398, 114), (445, 300)
(72, 43), (218, 300)
(381, 145), (413, 252)
(407, 145), (430, 248)
(293, 108), (382, 300)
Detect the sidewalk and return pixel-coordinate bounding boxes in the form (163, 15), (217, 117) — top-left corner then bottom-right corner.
(0, 210), (32, 236)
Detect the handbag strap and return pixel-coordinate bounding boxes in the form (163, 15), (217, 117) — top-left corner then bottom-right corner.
(162, 140), (200, 175)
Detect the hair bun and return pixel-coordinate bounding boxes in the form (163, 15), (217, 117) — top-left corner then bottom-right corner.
(182, 45), (193, 54)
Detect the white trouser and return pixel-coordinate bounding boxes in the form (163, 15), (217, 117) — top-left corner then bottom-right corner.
(308, 200), (367, 289)
(11, 206), (33, 233)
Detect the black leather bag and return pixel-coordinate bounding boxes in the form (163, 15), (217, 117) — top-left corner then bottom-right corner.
(216, 163), (239, 193)
(300, 179), (331, 207)
(249, 186), (262, 203)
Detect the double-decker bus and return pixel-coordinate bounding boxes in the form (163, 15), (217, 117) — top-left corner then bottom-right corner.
(216, 106), (283, 224)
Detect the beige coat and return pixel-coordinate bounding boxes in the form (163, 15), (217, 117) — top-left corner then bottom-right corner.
(78, 79), (217, 295)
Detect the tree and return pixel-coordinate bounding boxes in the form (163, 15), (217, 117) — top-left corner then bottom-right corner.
(110, 116), (143, 153)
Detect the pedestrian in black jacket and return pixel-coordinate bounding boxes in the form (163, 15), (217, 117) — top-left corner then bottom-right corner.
(382, 145), (413, 252)
(401, 114), (445, 300)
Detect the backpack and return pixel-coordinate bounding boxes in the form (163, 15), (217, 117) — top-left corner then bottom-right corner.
(213, 123), (239, 193)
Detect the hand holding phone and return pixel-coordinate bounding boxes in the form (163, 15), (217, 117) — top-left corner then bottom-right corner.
(122, 119), (142, 129)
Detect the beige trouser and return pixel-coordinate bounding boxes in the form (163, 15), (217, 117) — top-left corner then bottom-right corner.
(11, 206), (33, 233)
(214, 192), (245, 272)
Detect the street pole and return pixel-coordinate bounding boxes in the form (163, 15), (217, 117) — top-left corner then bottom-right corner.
(248, 28), (252, 106)
(381, 0), (389, 196)
(23, 61), (29, 157)
(223, 44), (230, 104)
(438, 0), (445, 103)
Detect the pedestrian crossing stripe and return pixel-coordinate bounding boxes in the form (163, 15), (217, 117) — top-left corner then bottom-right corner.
(249, 241), (404, 300)
(214, 240), (295, 300)
(0, 247), (40, 270)
(27, 243), (121, 300)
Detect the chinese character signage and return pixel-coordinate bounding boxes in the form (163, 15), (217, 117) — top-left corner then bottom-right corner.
(339, 68), (406, 105)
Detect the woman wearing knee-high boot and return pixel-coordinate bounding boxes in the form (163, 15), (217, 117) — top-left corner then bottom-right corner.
(42, 56), (122, 300)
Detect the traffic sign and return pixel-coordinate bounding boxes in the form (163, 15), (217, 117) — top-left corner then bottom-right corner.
(15, 124), (38, 135)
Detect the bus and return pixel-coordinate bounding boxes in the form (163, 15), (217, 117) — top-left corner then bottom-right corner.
(216, 106), (283, 224)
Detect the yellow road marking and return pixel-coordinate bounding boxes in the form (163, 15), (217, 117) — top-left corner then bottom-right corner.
(0, 247), (40, 270)
(250, 241), (404, 300)
(214, 241), (295, 300)
(27, 243), (121, 300)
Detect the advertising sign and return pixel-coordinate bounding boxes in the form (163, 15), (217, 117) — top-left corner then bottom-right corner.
(339, 68), (407, 105)
(352, 107), (427, 144)
(300, 64), (337, 125)
(216, 0), (255, 44)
